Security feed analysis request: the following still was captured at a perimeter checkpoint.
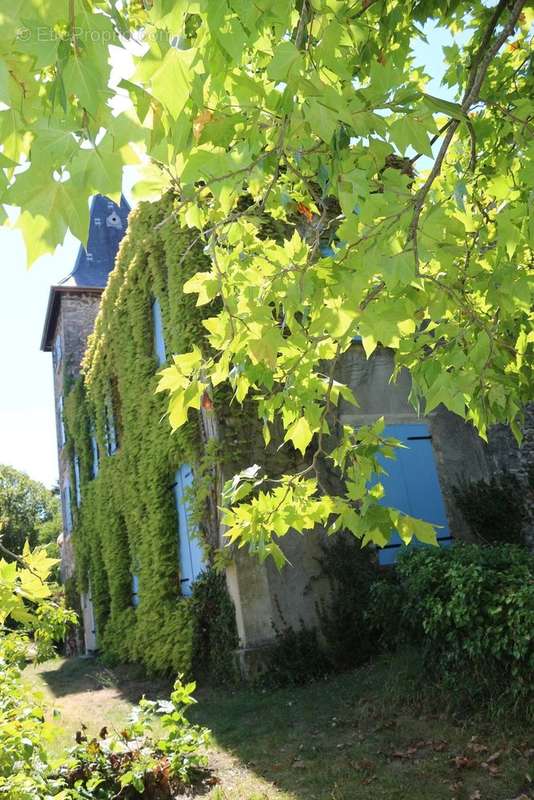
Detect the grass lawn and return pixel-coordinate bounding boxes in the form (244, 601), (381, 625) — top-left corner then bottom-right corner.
(24, 652), (533, 800)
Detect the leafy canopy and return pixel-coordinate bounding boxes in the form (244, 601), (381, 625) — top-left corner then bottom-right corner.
(2, 0), (533, 561)
(0, 464), (61, 559)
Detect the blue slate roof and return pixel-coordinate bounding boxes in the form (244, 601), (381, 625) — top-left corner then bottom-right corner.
(59, 195), (130, 288)
(41, 195), (130, 350)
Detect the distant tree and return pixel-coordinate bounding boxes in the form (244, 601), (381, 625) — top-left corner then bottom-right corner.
(0, 465), (61, 559)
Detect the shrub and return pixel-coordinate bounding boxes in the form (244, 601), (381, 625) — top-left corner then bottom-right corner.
(261, 622), (331, 687)
(317, 534), (380, 670)
(190, 569), (239, 686)
(452, 470), (528, 545)
(370, 544), (534, 718)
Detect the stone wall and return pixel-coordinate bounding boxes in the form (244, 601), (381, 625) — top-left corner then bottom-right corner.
(51, 291), (103, 580)
(485, 404), (534, 545)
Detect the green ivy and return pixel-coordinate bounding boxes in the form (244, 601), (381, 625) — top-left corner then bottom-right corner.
(63, 194), (241, 677)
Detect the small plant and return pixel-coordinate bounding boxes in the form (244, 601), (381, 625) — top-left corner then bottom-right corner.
(59, 676), (211, 797)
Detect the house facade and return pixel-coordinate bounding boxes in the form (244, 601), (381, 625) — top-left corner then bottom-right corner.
(42, 193), (533, 676)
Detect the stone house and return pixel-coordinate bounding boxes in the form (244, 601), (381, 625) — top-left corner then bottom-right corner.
(41, 194), (130, 649)
(41, 194), (533, 674)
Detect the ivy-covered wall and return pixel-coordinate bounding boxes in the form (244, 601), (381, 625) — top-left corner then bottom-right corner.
(63, 193), (237, 676)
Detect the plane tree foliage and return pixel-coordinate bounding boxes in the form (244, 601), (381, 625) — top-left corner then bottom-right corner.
(1, 0), (533, 563)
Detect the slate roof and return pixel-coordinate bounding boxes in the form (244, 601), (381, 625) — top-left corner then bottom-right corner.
(41, 195), (130, 351)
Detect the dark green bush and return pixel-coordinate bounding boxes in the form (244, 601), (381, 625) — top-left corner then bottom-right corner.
(261, 622), (332, 687)
(452, 470), (528, 545)
(317, 534), (380, 670)
(190, 569), (239, 686)
(370, 544), (534, 718)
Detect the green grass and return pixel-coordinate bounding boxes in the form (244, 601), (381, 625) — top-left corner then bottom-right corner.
(24, 651), (533, 800)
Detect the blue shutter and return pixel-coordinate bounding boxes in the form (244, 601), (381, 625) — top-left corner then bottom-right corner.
(152, 298), (167, 366)
(131, 574), (140, 607)
(53, 333), (62, 369)
(90, 428), (99, 477)
(105, 397), (117, 455)
(371, 423), (451, 566)
(63, 482), (73, 534)
(173, 464), (206, 596)
(58, 396), (66, 448)
(74, 454), (81, 507)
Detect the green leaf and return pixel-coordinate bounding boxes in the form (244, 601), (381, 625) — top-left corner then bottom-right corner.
(422, 92), (467, 120)
(150, 47), (196, 119)
(389, 115), (433, 157)
(285, 416), (314, 455)
(267, 41), (302, 83)
(62, 52), (108, 115)
(304, 99), (338, 142)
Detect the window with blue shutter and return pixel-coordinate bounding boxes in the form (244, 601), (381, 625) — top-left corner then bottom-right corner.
(53, 333), (63, 370)
(370, 423), (452, 566)
(152, 298), (167, 366)
(63, 482), (73, 535)
(58, 396), (66, 448)
(173, 464), (206, 596)
(74, 454), (81, 507)
(90, 426), (99, 477)
(131, 574), (140, 607)
(105, 395), (118, 455)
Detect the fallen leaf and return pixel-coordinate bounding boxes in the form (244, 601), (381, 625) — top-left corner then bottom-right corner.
(487, 751), (502, 763)
(393, 747), (418, 759)
(469, 742), (489, 754)
(292, 760), (306, 769)
(453, 755), (477, 769)
(356, 759), (375, 772)
(469, 791), (481, 800)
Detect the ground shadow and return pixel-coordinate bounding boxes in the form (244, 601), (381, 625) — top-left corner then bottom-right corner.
(35, 655), (172, 706)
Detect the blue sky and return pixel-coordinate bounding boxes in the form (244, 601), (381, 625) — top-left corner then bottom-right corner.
(0, 24), (459, 488)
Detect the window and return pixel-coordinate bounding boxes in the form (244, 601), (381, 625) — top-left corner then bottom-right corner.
(151, 298), (167, 366)
(105, 394), (118, 455)
(74, 454), (81, 507)
(58, 395), (66, 448)
(90, 426), (99, 477)
(173, 464), (206, 596)
(63, 481), (73, 535)
(131, 574), (140, 608)
(369, 423), (452, 566)
(53, 333), (62, 369)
